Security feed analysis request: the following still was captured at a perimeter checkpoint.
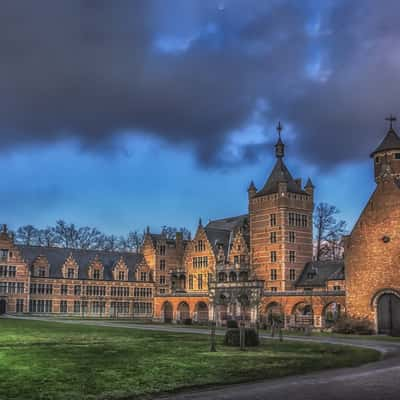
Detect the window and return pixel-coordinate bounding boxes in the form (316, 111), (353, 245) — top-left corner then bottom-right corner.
(270, 287), (278, 292)
(270, 232), (277, 243)
(67, 268), (75, 279)
(0, 265), (6, 277)
(234, 255), (239, 265)
(160, 259), (166, 271)
(270, 269), (277, 281)
(289, 269), (296, 281)
(375, 156), (380, 164)
(159, 288), (166, 294)
(159, 245), (166, 255)
(195, 240), (205, 252)
(16, 299), (24, 313)
(395, 153), (400, 160)
(74, 301), (81, 313)
(111, 287), (130, 297)
(159, 275), (166, 285)
(38, 268), (46, 277)
(141, 272), (147, 281)
(93, 269), (100, 280)
(8, 266), (16, 278)
(0, 249), (8, 261)
(271, 251), (277, 263)
(85, 286), (106, 296)
(61, 285), (68, 295)
(189, 275), (194, 289)
(333, 285), (341, 291)
(60, 300), (68, 313)
(289, 213), (308, 228)
(118, 271), (125, 281)
(289, 231), (296, 243)
(270, 214), (277, 226)
(29, 300), (52, 313)
(289, 251), (296, 263)
(74, 285), (81, 295)
(198, 274), (203, 290)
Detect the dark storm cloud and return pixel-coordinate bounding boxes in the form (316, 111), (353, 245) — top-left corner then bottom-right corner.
(0, 0), (399, 168)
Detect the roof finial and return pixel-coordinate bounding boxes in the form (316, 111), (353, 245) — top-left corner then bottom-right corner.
(386, 115), (397, 130)
(275, 121), (285, 159)
(277, 121), (283, 138)
(198, 217), (203, 227)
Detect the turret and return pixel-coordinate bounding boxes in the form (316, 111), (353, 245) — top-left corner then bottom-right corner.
(247, 181), (257, 199)
(305, 177), (315, 196)
(371, 116), (400, 183)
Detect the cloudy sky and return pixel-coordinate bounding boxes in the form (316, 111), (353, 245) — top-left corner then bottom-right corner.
(0, 0), (398, 235)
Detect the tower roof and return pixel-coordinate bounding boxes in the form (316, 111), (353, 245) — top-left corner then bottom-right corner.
(371, 128), (400, 157)
(254, 158), (307, 197)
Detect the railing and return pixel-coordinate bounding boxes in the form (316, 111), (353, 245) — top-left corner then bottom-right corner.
(264, 290), (346, 297)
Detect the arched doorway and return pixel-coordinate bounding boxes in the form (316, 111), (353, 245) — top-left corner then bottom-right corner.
(264, 302), (283, 326)
(378, 294), (400, 336)
(323, 302), (343, 327)
(162, 302), (173, 323)
(196, 302), (208, 323)
(177, 302), (190, 321)
(292, 302), (314, 327)
(0, 299), (6, 315)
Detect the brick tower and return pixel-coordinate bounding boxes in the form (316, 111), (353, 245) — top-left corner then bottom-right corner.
(248, 122), (314, 291)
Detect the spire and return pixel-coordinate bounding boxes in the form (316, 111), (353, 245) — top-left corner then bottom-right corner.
(198, 217), (203, 227)
(305, 177), (314, 189)
(275, 121), (285, 158)
(247, 180), (256, 192)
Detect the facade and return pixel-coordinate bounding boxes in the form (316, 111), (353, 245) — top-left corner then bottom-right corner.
(1, 122), (399, 335)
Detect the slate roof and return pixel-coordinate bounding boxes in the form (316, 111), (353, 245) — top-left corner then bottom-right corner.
(296, 260), (345, 287)
(17, 245), (144, 281)
(255, 159), (308, 197)
(204, 215), (249, 258)
(371, 128), (400, 157)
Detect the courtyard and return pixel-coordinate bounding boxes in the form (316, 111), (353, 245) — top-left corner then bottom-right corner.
(0, 318), (381, 400)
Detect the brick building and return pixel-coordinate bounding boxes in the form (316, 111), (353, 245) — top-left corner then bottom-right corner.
(1, 121), (399, 335)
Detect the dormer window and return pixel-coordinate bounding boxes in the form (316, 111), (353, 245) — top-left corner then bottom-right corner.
(93, 270), (100, 280)
(140, 272), (147, 281)
(395, 153), (400, 160)
(118, 271), (125, 281)
(39, 268), (46, 277)
(67, 268), (75, 279)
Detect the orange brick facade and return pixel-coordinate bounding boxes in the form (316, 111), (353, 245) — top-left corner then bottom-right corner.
(1, 123), (399, 334)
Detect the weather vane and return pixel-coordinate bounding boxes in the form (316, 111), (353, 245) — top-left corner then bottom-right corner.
(385, 115), (397, 130)
(276, 121), (283, 138)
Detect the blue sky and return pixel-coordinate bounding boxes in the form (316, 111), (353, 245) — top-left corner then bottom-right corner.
(0, 0), (396, 235)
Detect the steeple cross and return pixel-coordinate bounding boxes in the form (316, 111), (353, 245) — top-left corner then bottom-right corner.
(276, 121), (283, 138)
(386, 115), (397, 129)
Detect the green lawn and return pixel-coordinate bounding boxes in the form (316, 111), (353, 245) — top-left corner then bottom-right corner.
(0, 319), (380, 400)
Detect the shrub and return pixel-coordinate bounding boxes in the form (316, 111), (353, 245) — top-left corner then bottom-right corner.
(183, 318), (192, 325)
(332, 317), (374, 335)
(227, 320), (239, 329)
(224, 328), (260, 347)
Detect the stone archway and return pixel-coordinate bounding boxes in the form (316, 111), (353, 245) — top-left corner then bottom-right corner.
(377, 293), (400, 336)
(264, 302), (283, 326)
(195, 302), (209, 323)
(323, 302), (343, 327)
(177, 302), (190, 322)
(0, 299), (6, 315)
(162, 302), (173, 323)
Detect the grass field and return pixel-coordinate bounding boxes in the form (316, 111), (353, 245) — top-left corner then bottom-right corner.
(0, 319), (380, 400)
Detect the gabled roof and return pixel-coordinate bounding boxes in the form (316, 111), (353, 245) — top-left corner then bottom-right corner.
(296, 260), (345, 288)
(255, 159), (307, 197)
(371, 128), (400, 157)
(17, 245), (143, 281)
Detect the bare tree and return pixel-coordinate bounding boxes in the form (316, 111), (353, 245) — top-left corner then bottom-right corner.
(76, 226), (103, 250)
(16, 225), (39, 245)
(37, 227), (58, 247)
(314, 203), (347, 261)
(161, 226), (191, 240)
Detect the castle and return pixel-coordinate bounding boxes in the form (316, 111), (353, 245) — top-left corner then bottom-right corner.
(1, 120), (399, 335)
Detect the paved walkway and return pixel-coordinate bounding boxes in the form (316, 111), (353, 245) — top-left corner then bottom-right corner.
(5, 316), (400, 400)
